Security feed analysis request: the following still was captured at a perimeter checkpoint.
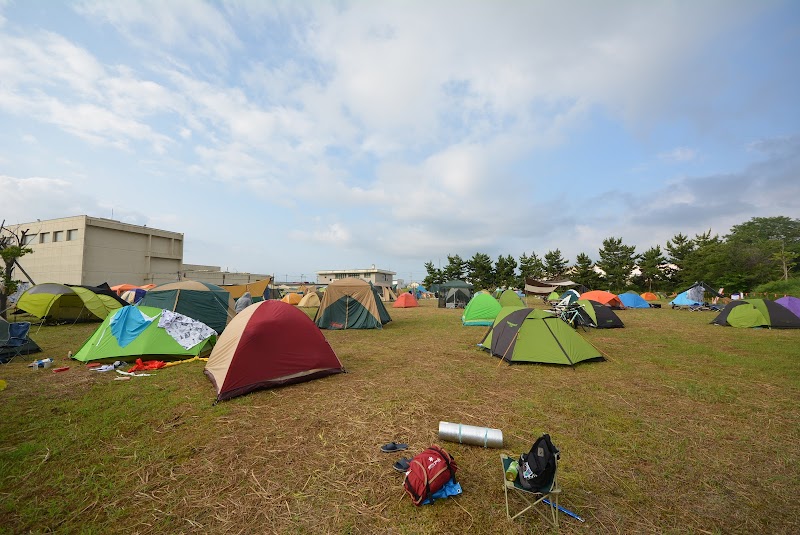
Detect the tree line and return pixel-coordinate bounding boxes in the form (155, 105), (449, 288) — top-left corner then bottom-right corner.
(422, 216), (800, 294)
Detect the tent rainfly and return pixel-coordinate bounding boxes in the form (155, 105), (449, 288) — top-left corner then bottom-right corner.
(16, 282), (126, 321)
(139, 281), (235, 334)
(314, 278), (391, 329)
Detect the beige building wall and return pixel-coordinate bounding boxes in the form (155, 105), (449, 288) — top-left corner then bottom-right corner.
(8, 216), (183, 286)
(316, 268), (396, 288)
(181, 264), (271, 286)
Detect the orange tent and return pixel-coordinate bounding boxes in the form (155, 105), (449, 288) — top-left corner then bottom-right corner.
(641, 292), (659, 301)
(393, 293), (419, 308)
(140, 284), (156, 290)
(580, 290), (623, 308)
(281, 292), (302, 305)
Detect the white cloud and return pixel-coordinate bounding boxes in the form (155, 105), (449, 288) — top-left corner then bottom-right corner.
(659, 147), (698, 162)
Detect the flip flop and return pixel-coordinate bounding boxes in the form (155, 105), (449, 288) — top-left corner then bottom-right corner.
(393, 457), (411, 473)
(380, 442), (408, 453)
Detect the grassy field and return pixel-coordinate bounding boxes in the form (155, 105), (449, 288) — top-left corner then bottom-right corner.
(1, 299), (798, 534)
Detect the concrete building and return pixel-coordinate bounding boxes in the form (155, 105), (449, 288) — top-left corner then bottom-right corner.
(6, 215), (183, 286)
(316, 266), (396, 288)
(3, 216), (270, 287)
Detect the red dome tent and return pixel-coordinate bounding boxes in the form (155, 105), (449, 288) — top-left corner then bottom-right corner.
(393, 293), (419, 308)
(205, 300), (345, 402)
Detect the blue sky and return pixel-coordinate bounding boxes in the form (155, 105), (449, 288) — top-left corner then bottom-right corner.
(1, 1), (799, 283)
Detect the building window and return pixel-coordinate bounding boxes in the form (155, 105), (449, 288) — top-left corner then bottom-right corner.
(53, 231), (64, 242)
(22, 234), (37, 245)
(40, 232), (50, 243)
(67, 229), (78, 241)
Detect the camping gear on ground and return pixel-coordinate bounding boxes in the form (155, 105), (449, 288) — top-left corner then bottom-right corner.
(518, 434), (559, 492)
(0, 319), (42, 364)
(579, 290), (623, 308)
(461, 292), (502, 326)
(206, 300), (345, 401)
(381, 442), (409, 452)
(618, 293), (650, 308)
(314, 278), (391, 329)
(501, 452), (561, 525)
(393, 457), (412, 473)
(29, 358), (54, 369)
(73, 306), (216, 362)
(572, 299), (624, 329)
(480, 308), (603, 366)
(438, 421), (504, 448)
(710, 299), (800, 329)
(403, 445), (459, 506)
(139, 281), (235, 334)
(775, 296), (800, 318)
(498, 289), (525, 307)
(393, 293), (419, 308)
(16, 282), (126, 322)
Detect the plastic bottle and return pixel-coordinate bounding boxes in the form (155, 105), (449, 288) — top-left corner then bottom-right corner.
(505, 460), (519, 481)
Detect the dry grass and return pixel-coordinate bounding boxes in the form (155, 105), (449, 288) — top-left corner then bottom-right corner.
(1, 299), (799, 534)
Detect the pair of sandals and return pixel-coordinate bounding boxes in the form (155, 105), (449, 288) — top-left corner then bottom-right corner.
(380, 442), (411, 473)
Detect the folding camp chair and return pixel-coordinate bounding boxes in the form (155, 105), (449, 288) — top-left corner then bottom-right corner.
(501, 453), (560, 527)
(0, 322), (36, 364)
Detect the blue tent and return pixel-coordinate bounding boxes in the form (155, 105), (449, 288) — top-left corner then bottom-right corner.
(619, 293), (650, 308)
(670, 291), (701, 307)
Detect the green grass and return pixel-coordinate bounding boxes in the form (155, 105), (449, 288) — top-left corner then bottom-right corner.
(1, 301), (799, 534)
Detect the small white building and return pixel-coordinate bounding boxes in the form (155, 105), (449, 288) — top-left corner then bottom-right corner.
(317, 266), (396, 288)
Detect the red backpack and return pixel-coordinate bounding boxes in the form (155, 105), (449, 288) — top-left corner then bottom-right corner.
(402, 445), (458, 506)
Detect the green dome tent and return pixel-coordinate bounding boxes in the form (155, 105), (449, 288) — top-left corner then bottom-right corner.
(139, 281), (235, 334)
(711, 299), (800, 329)
(498, 289), (525, 307)
(547, 291), (560, 301)
(73, 306), (216, 362)
(462, 292), (503, 326)
(16, 282), (125, 321)
(480, 308), (603, 365)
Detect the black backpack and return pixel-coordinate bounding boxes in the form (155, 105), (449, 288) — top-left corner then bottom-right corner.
(518, 434), (559, 492)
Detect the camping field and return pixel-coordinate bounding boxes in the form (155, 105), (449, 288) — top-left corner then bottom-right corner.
(1, 299), (798, 534)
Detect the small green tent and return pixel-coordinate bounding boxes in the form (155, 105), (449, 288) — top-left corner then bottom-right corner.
(498, 289), (525, 307)
(711, 299), (800, 329)
(73, 306), (216, 362)
(481, 308), (603, 365)
(462, 293), (503, 326)
(547, 291), (560, 301)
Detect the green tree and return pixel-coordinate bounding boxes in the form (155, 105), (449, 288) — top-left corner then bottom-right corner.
(725, 216), (800, 285)
(543, 249), (568, 279)
(422, 261), (443, 289)
(572, 252), (599, 289)
(0, 229), (33, 320)
(442, 254), (466, 282)
(597, 237), (638, 293)
(636, 246), (665, 292)
(466, 252), (494, 290)
(494, 254), (518, 289)
(518, 251), (545, 287)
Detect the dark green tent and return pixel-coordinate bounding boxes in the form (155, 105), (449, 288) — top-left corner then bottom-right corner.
(139, 281), (235, 334)
(574, 299), (624, 329)
(481, 308), (603, 365)
(711, 299), (800, 329)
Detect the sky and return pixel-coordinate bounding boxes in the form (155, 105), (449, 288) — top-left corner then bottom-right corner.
(1, 1), (799, 283)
